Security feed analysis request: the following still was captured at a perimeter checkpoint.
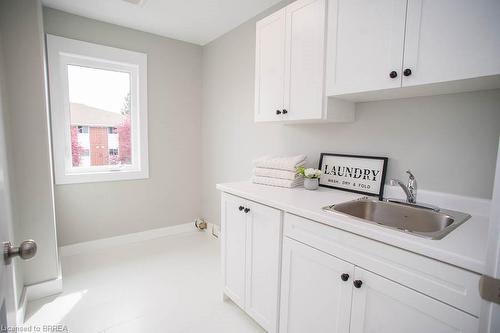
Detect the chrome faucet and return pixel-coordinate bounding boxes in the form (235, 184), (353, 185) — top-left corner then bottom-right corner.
(390, 170), (417, 204)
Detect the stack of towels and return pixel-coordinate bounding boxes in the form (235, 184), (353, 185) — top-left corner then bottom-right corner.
(252, 154), (307, 188)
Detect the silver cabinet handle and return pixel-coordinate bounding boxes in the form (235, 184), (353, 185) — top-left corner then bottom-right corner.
(3, 239), (37, 264)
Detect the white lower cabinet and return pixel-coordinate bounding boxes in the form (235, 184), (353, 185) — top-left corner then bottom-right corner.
(221, 193), (247, 308)
(279, 238), (478, 333)
(221, 193), (282, 333)
(350, 267), (478, 333)
(244, 200), (282, 331)
(221, 192), (480, 333)
(279, 238), (354, 333)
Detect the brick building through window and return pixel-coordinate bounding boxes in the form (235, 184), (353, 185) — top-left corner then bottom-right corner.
(70, 103), (131, 167)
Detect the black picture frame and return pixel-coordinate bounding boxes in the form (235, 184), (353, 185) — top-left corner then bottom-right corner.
(318, 153), (388, 200)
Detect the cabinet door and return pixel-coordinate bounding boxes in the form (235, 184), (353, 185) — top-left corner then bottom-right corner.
(255, 8), (286, 122)
(244, 201), (282, 333)
(403, 0), (500, 87)
(283, 0), (327, 121)
(279, 238), (354, 333)
(350, 267), (478, 333)
(326, 0), (407, 95)
(221, 193), (247, 308)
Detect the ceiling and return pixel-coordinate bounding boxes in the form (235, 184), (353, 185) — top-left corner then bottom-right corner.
(41, 0), (283, 45)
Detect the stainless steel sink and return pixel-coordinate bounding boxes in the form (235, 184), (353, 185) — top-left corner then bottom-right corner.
(323, 198), (471, 240)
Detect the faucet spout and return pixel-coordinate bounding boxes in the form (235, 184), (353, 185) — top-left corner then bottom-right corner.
(390, 179), (414, 202)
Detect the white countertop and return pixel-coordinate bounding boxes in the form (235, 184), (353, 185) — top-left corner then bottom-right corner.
(216, 181), (489, 274)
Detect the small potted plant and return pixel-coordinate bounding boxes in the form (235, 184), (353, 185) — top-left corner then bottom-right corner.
(297, 167), (322, 190)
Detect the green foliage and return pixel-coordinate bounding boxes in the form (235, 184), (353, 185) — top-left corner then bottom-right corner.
(296, 166), (322, 179)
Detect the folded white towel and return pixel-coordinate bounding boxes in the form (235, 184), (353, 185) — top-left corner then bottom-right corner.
(252, 175), (304, 188)
(253, 154), (307, 172)
(253, 167), (299, 180)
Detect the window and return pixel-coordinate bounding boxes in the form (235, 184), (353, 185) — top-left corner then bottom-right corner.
(78, 126), (89, 134)
(47, 35), (148, 184)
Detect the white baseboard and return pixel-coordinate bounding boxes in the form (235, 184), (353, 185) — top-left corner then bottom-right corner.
(16, 272), (63, 324)
(59, 222), (196, 257)
(16, 257), (63, 324)
(16, 288), (28, 325)
(25, 275), (63, 302)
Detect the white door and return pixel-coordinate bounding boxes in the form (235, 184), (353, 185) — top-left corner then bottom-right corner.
(255, 8), (286, 122)
(0, 82), (17, 328)
(221, 193), (247, 308)
(279, 238), (354, 333)
(350, 267), (478, 333)
(244, 201), (282, 333)
(283, 0), (327, 121)
(403, 0), (500, 87)
(326, 0), (407, 95)
(479, 138), (500, 332)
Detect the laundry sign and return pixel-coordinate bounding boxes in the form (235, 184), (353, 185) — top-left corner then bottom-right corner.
(318, 153), (388, 199)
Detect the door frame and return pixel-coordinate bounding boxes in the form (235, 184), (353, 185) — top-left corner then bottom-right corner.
(0, 70), (19, 328)
(479, 137), (500, 332)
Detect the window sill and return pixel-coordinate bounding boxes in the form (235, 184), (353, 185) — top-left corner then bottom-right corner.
(55, 168), (149, 185)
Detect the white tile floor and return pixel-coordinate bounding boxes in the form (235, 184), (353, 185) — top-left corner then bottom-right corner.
(24, 230), (264, 333)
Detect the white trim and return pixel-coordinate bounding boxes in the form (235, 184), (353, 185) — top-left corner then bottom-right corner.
(479, 137), (500, 333)
(17, 257), (63, 320)
(59, 223), (197, 257)
(46, 34), (149, 184)
(16, 289), (27, 326)
(25, 276), (63, 302)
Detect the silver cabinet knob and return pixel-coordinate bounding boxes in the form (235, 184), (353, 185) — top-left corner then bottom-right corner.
(3, 239), (37, 264)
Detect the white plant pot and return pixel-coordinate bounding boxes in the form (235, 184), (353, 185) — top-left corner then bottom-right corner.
(304, 178), (319, 190)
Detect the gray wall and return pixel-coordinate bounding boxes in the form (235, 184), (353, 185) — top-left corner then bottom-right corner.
(42, 3), (500, 244)
(200, 5), (500, 225)
(0, 0), (59, 290)
(43, 8), (203, 246)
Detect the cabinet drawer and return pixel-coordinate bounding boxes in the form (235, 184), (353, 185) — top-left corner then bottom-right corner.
(284, 213), (482, 316)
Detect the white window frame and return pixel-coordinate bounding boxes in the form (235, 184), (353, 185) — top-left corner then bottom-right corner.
(46, 35), (149, 184)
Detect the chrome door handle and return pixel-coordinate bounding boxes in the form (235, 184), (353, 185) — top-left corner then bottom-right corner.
(3, 239), (37, 265)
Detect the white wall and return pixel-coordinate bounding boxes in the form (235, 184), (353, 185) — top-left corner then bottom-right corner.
(43, 8), (203, 246)
(0, 0), (59, 290)
(200, 3), (500, 225)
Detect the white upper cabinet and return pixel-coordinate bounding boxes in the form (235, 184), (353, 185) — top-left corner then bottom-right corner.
(255, 9), (286, 122)
(326, 0), (500, 100)
(255, 0), (355, 123)
(326, 0), (407, 95)
(283, 0), (327, 121)
(402, 0), (500, 87)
